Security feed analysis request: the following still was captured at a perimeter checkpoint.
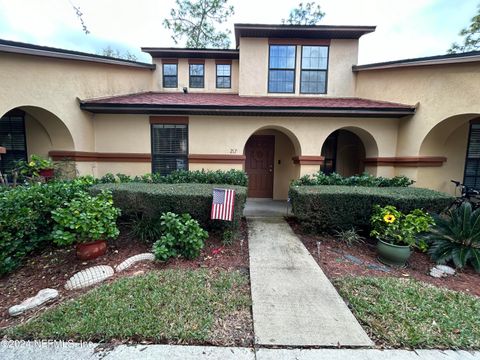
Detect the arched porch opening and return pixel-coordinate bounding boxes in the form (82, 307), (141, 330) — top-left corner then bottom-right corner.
(243, 126), (301, 200)
(0, 106), (74, 176)
(418, 113), (480, 194)
(320, 127), (378, 177)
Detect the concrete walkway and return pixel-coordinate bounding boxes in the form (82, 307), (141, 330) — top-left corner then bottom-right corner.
(243, 198), (291, 218)
(247, 217), (373, 347)
(3, 342), (480, 360)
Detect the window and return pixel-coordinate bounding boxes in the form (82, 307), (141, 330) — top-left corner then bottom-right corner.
(189, 64), (204, 88)
(0, 110), (27, 175)
(268, 45), (296, 93)
(216, 64), (231, 88)
(162, 63), (178, 88)
(300, 46), (328, 94)
(151, 124), (188, 176)
(464, 122), (480, 189)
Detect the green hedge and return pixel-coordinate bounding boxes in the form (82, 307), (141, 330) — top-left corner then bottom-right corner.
(97, 169), (248, 187)
(90, 183), (247, 232)
(291, 171), (414, 187)
(289, 185), (454, 233)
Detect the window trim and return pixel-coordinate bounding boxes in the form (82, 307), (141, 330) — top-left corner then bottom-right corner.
(162, 63), (178, 88)
(300, 45), (329, 95)
(189, 63), (205, 88)
(463, 119), (480, 189)
(150, 123), (189, 175)
(267, 44), (297, 94)
(215, 63), (231, 89)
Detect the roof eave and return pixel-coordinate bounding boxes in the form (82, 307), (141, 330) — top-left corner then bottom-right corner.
(80, 103), (414, 118)
(141, 47), (239, 59)
(0, 42), (155, 69)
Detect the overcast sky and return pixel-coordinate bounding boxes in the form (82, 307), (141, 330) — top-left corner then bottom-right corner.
(0, 0), (477, 64)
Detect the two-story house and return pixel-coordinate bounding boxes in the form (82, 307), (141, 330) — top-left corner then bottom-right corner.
(1, 23), (479, 198)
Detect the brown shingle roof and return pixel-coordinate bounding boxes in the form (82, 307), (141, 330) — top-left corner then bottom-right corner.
(80, 92), (415, 117)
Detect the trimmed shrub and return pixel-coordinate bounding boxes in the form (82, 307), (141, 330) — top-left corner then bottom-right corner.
(289, 185), (454, 233)
(291, 171), (414, 187)
(98, 169), (248, 187)
(90, 183), (247, 232)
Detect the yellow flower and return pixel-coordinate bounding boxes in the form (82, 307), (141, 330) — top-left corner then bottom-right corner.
(29, 161), (35, 167)
(384, 214), (396, 223)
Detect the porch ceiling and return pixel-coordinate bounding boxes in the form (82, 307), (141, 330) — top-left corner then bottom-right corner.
(80, 92), (416, 118)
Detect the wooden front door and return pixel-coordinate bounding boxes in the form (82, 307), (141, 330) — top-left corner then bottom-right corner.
(245, 135), (275, 198)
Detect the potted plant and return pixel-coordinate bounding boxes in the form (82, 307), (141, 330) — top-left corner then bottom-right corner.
(370, 205), (434, 267)
(16, 154), (55, 180)
(51, 190), (121, 260)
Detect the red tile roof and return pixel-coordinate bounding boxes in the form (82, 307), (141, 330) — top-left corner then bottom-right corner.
(80, 92), (415, 117)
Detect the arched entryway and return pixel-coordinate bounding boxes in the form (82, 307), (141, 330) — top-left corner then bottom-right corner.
(243, 126), (301, 199)
(0, 106), (74, 176)
(320, 127), (378, 176)
(417, 113), (480, 193)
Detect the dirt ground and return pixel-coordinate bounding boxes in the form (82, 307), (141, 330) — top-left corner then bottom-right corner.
(287, 219), (480, 297)
(0, 220), (250, 335)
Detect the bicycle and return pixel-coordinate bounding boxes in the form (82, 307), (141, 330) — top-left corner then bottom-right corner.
(445, 180), (480, 213)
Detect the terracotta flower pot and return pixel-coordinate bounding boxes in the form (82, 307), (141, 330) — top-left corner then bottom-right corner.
(377, 239), (411, 268)
(39, 168), (55, 180)
(76, 240), (107, 260)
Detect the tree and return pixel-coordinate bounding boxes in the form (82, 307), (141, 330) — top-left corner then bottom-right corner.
(71, 2), (90, 35)
(282, 2), (325, 26)
(163, 0), (234, 48)
(100, 46), (138, 61)
(448, 3), (480, 53)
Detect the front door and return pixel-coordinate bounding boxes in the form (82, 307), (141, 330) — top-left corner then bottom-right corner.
(245, 135), (274, 198)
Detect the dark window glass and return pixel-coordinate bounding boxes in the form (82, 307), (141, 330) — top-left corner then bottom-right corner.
(189, 64), (204, 88)
(300, 46), (328, 94)
(0, 110), (27, 176)
(216, 64), (231, 88)
(268, 45), (296, 93)
(464, 123), (480, 189)
(162, 64), (178, 88)
(151, 124), (188, 176)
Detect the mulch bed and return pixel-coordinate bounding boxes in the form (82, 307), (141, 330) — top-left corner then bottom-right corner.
(0, 220), (250, 336)
(286, 218), (480, 297)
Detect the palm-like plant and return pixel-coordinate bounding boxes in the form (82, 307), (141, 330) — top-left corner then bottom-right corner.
(426, 202), (480, 272)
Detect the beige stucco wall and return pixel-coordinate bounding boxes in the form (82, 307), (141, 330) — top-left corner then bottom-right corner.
(355, 62), (480, 156)
(153, 58), (239, 93)
(0, 52), (153, 153)
(238, 37), (358, 97)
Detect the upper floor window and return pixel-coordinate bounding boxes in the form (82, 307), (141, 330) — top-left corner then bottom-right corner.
(300, 46), (328, 94)
(216, 64), (231, 88)
(189, 64), (204, 88)
(162, 63), (178, 88)
(268, 45), (296, 93)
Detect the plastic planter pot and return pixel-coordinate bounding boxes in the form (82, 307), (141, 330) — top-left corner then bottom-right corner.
(76, 240), (107, 260)
(376, 239), (411, 267)
(39, 168), (54, 181)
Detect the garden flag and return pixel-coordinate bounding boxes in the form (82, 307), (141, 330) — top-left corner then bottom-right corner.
(211, 188), (235, 221)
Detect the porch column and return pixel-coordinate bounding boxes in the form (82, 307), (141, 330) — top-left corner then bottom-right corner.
(292, 156), (324, 176)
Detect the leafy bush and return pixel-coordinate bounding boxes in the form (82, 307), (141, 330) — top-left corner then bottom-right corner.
(425, 202), (480, 272)
(90, 183), (247, 233)
(370, 205), (434, 250)
(333, 228), (365, 247)
(98, 169), (248, 187)
(52, 191), (121, 246)
(0, 180), (92, 275)
(289, 185), (453, 234)
(291, 171), (413, 187)
(152, 212), (208, 261)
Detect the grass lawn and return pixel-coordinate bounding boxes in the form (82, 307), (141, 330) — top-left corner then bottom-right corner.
(4, 269), (252, 345)
(335, 277), (480, 349)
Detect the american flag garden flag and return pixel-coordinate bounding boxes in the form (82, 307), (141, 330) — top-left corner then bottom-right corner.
(211, 188), (235, 221)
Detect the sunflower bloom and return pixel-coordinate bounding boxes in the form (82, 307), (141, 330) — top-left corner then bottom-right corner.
(384, 214), (396, 223)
